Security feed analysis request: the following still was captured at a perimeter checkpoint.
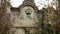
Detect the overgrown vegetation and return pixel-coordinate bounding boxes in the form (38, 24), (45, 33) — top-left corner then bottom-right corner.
(37, 6), (58, 34)
(56, 0), (60, 34)
(0, 0), (10, 34)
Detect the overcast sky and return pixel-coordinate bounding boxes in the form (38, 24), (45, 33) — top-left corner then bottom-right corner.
(10, 0), (58, 10)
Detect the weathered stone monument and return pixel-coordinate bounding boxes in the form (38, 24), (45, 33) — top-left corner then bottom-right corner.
(10, 0), (41, 34)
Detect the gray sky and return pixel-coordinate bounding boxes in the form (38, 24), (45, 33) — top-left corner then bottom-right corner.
(10, 0), (58, 10)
